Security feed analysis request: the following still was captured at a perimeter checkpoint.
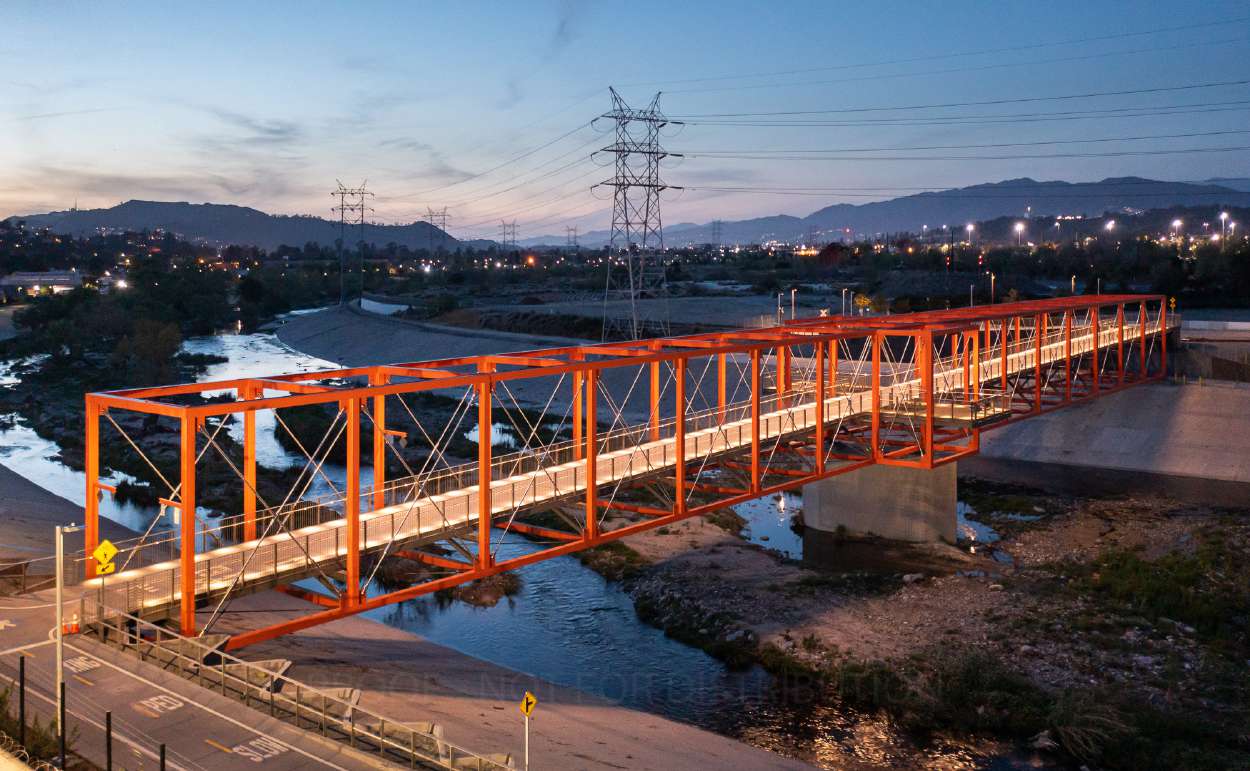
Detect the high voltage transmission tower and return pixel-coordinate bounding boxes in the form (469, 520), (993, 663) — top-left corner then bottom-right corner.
(424, 206), (450, 252)
(594, 87), (682, 340)
(710, 220), (723, 247)
(499, 220), (518, 250)
(332, 180), (373, 306)
(565, 225), (579, 250)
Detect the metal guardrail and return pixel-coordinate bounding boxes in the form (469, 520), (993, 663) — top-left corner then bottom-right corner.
(85, 604), (511, 770)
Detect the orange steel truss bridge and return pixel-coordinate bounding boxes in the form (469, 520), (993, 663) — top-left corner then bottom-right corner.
(75, 296), (1173, 650)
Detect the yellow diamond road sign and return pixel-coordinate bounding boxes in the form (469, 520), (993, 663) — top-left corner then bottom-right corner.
(93, 540), (118, 574)
(519, 691), (537, 717)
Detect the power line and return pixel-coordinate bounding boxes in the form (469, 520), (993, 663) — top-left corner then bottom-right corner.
(386, 122), (594, 201)
(670, 78), (1250, 119)
(622, 16), (1250, 87)
(678, 144), (1250, 162)
(665, 36), (1249, 95)
(679, 128), (1250, 155)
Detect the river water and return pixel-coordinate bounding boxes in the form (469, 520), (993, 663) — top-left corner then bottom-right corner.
(0, 316), (1017, 768)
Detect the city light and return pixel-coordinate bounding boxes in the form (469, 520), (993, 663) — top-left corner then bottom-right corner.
(1105, 220), (1116, 231)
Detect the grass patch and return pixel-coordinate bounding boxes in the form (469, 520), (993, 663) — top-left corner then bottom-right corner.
(577, 541), (651, 581)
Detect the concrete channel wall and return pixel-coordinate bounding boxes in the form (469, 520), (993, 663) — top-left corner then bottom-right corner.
(965, 381), (1250, 506)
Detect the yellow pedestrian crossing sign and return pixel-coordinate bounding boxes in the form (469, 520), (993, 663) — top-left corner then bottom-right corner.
(92, 539), (117, 575)
(519, 691), (537, 717)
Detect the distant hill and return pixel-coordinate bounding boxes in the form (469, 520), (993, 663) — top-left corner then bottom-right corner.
(5, 200), (490, 251)
(1205, 177), (1250, 193)
(520, 176), (1250, 247)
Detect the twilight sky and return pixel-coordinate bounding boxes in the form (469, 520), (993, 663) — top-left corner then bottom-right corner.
(2, 0), (1248, 239)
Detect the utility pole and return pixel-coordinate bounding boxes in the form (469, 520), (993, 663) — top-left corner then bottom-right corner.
(424, 207), (450, 253)
(595, 87), (681, 340)
(332, 180), (372, 306)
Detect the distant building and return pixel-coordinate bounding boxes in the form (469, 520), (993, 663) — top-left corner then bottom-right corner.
(0, 270), (83, 300)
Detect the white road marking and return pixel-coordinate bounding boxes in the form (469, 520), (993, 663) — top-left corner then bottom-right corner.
(232, 736), (290, 764)
(65, 640), (351, 770)
(0, 619), (15, 631)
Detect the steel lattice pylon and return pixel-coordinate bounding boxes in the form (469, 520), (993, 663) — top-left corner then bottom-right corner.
(596, 87), (681, 341)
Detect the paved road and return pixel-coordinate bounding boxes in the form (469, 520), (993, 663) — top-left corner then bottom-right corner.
(0, 591), (389, 770)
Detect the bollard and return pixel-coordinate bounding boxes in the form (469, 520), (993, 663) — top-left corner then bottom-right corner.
(18, 656), (25, 748)
(159, 743), (166, 770)
(106, 710), (112, 771)
(59, 681), (66, 769)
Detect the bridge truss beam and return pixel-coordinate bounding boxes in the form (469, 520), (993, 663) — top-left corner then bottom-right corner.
(76, 295), (1171, 647)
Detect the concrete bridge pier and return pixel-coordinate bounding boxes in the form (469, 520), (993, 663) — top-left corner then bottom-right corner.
(801, 462), (957, 545)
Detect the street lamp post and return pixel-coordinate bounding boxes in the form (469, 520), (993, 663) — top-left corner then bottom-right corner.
(1071, 275), (1077, 295)
(841, 287), (847, 316)
(790, 288), (797, 320)
(55, 524), (82, 739)
(1220, 211), (1229, 242)
(989, 272), (996, 304)
(1014, 221), (1025, 247)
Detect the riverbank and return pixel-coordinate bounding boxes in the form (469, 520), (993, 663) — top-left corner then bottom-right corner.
(274, 303), (588, 368)
(210, 592), (811, 770)
(596, 482), (1250, 769)
(0, 461), (136, 562)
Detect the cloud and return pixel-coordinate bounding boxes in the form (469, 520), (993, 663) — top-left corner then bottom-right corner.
(548, 0), (585, 57)
(201, 107), (303, 146)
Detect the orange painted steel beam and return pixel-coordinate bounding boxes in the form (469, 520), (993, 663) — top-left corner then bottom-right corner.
(179, 414), (197, 636)
(477, 364), (494, 570)
(242, 386), (258, 542)
(674, 357), (687, 516)
(275, 584), (339, 608)
(84, 396), (100, 579)
(83, 296), (1171, 651)
(584, 368), (598, 540)
(394, 550), (476, 571)
(370, 372), (388, 511)
(345, 398), (361, 606)
(502, 522), (580, 543)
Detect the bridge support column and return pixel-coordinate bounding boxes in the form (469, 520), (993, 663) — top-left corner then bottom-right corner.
(802, 462), (956, 544)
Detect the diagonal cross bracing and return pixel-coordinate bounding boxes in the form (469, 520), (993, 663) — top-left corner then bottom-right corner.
(80, 306), (1168, 626)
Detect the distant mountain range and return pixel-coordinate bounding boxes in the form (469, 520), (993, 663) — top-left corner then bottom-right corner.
(522, 176), (1250, 247)
(4, 200), (486, 251)
(9, 176), (1250, 252)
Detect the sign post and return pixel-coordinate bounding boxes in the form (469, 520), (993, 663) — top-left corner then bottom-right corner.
(519, 691), (537, 771)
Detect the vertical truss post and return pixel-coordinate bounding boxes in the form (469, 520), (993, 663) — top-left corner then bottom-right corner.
(961, 333), (970, 403)
(84, 396), (100, 579)
(750, 349), (761, 493)
(1091, 305), (1101, 396)
(649, 359), (661, 441)
(1160, 299), (1168, 375)
(1116, 304), (1126, 386)
(584, 369), (598, 540)
(871, 332), (882, 461)
(999, 317), (1008, 396)
(921, 331), (934, 464)
(971, 328), (980, 399)
(179, 413), (197, 636)
(829, 339), (838, 398)
(345, 398), (361, 605)
(477, 367), (494, 569)
(572, 359), (583, 461)
(815, 339), (825, 474)
(776, 345), (788, 406)
(371, 371), (388, 510)
(717, 352), (727, 421)
(1138, 302), (1147, 378)
(1034, 313), (1043, 412)
(241, 384), (257, 542)
(1064, 311), (1073, 402)
(674, 357), (687, 515)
